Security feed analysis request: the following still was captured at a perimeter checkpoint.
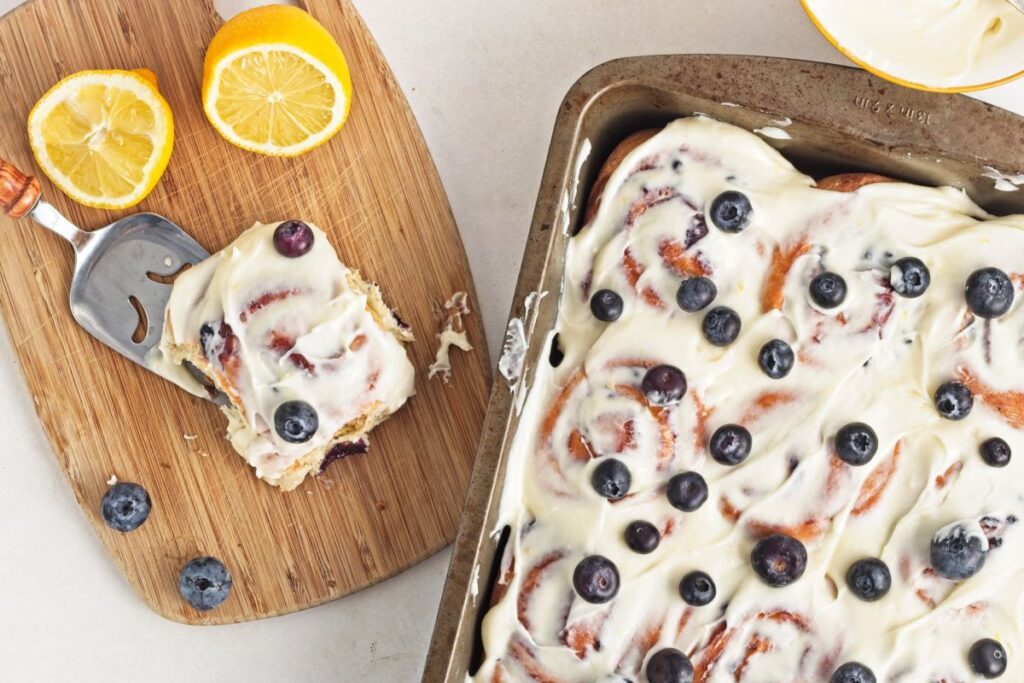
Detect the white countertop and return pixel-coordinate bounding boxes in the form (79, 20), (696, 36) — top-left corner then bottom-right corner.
(1, 0), (1022, 680)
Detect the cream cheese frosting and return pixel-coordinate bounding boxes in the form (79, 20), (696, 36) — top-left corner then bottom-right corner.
(157, 221), (414, 490)
(473, 117), (1024, 681)
(804, 0), (1024, 89)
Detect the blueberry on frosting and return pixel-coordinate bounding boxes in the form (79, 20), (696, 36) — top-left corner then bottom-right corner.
(573, 555), (619, 604)
(890, 257), (930, 298)
(702, 306), (741, 346)
(810, 271), (847, 309)
(590, 289), (624, 322)
(934, 381), (973, 421)
(642, 365), (687, 406)
(965, 267), (1014, 319)
(709, 191), (753, 233)
(930, 520), (988, 580)
(751, 534), (807, 587)
(969, 638), (1007, 678)
(676, 277), (717, 312)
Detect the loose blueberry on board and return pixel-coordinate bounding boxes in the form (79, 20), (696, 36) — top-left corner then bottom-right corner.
(980, 437), (1012, 467)
(702, 306), (741, 346)
(846, 558), (891, 601)
(666, 472), (709, 512)
(835, 422), (879, 466)
(100, 482), (152, 533)
(590, 289), (624, 322)
(934, 381), (973, 420)
(965, 267), (1015, 319)
(890, 257), (930, 298)
(178, 557), (232, 611)
(274, 400), (319, 443)
(751, 533), (808, 587)
(642, 365), (687, 406)
(572, 555), (620, 604)
(709, 424), (752, 466)
(930, 521), (988, 580)
(676, 277), (717, 312)
(645, 648), (694, 683)
(969, 638), (1007, 678)
(810, 272), (848, 308)
(709, 191), (753, 233)
(624, 520), (661, 554)
(758, 339), (795, 379)
(592, 459), (632, 501)
(273, 220), (314, 258)
(679, 571), (716, 606)
(830, 662), (876, 683)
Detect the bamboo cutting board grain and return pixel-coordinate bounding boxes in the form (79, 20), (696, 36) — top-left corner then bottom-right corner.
(0, 0), (489, 623)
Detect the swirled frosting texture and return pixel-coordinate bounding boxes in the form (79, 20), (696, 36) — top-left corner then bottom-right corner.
(474, 117), (1024, 681)
(159, 221), (414, 490)
(804, 0), (1024, 89)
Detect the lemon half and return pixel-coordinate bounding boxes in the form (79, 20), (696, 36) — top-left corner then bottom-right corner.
(202, 5), (352, 157)
(27, 69), (174, 210)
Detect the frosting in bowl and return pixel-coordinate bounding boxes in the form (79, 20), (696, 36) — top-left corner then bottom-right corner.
(157, 221), (414, 490)
(803, 0), (1024, 89)
(473, 117), (1024, 681)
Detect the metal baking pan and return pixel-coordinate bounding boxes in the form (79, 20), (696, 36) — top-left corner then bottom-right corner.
(422, 54), (1024, 682)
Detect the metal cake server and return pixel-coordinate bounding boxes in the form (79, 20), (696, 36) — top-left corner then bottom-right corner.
(0, 156), (213, 388)
(1005, 0), (1024, 14)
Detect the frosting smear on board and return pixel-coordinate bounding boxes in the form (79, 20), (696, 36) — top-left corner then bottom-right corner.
(157, 221), (414, 491)
(474, 117), (1024, 681)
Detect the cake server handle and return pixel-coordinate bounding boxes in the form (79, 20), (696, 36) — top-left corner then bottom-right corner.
(0, 156), (92, 252)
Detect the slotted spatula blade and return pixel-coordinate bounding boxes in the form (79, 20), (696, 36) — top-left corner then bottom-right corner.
(1, 157), (212, 389)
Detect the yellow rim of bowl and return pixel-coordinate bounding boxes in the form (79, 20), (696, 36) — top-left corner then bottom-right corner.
(800, 0), (1024, 94)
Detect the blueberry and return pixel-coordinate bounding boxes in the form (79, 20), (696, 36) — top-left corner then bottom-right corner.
(199, 323), (215, 351)
(572, 555), (620, 604)
(679, 570), (716, 606)
(934, 381), (973, 421)
(890, 257), (930, 298)
(642, 364), (687, 406)
(965, 267), (1014, 319)
(931, 521), (987, 580)
(274, 400), (319, 443)
(980, 437), (1012, 468)
(835, 422), (878, 466)
(100, 482), (152, 532)
(676, 277), (717, 312)
(702, 306), (741, 346)
(758, 339), (795, 379)
(969, 638), (1007, 678)
(624, 520), (660, 554)
(846, 558), (891, 601)
(590, 289), (624, 322)
(273, 220), (314, 258)
(710, 191), (753, 233)
(830, 662), (876, 683)
(751, 534), (807, 587)
(810, 272), (847, 309)
(645, 648), (694, 683)
(591, 459), (631, 500)
(709, 424), (752, 466)
(178, 557), (232, 611)
(666, 472), (708, 512)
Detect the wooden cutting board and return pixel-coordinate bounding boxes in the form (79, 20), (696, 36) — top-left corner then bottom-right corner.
(0, 0), (489, 623)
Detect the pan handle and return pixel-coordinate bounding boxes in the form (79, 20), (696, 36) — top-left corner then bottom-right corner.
(0, 157), (41, 219)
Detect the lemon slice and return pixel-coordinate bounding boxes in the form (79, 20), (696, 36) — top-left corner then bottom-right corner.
(27, 69), (174, 210)
(202, 6), (352, 157)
